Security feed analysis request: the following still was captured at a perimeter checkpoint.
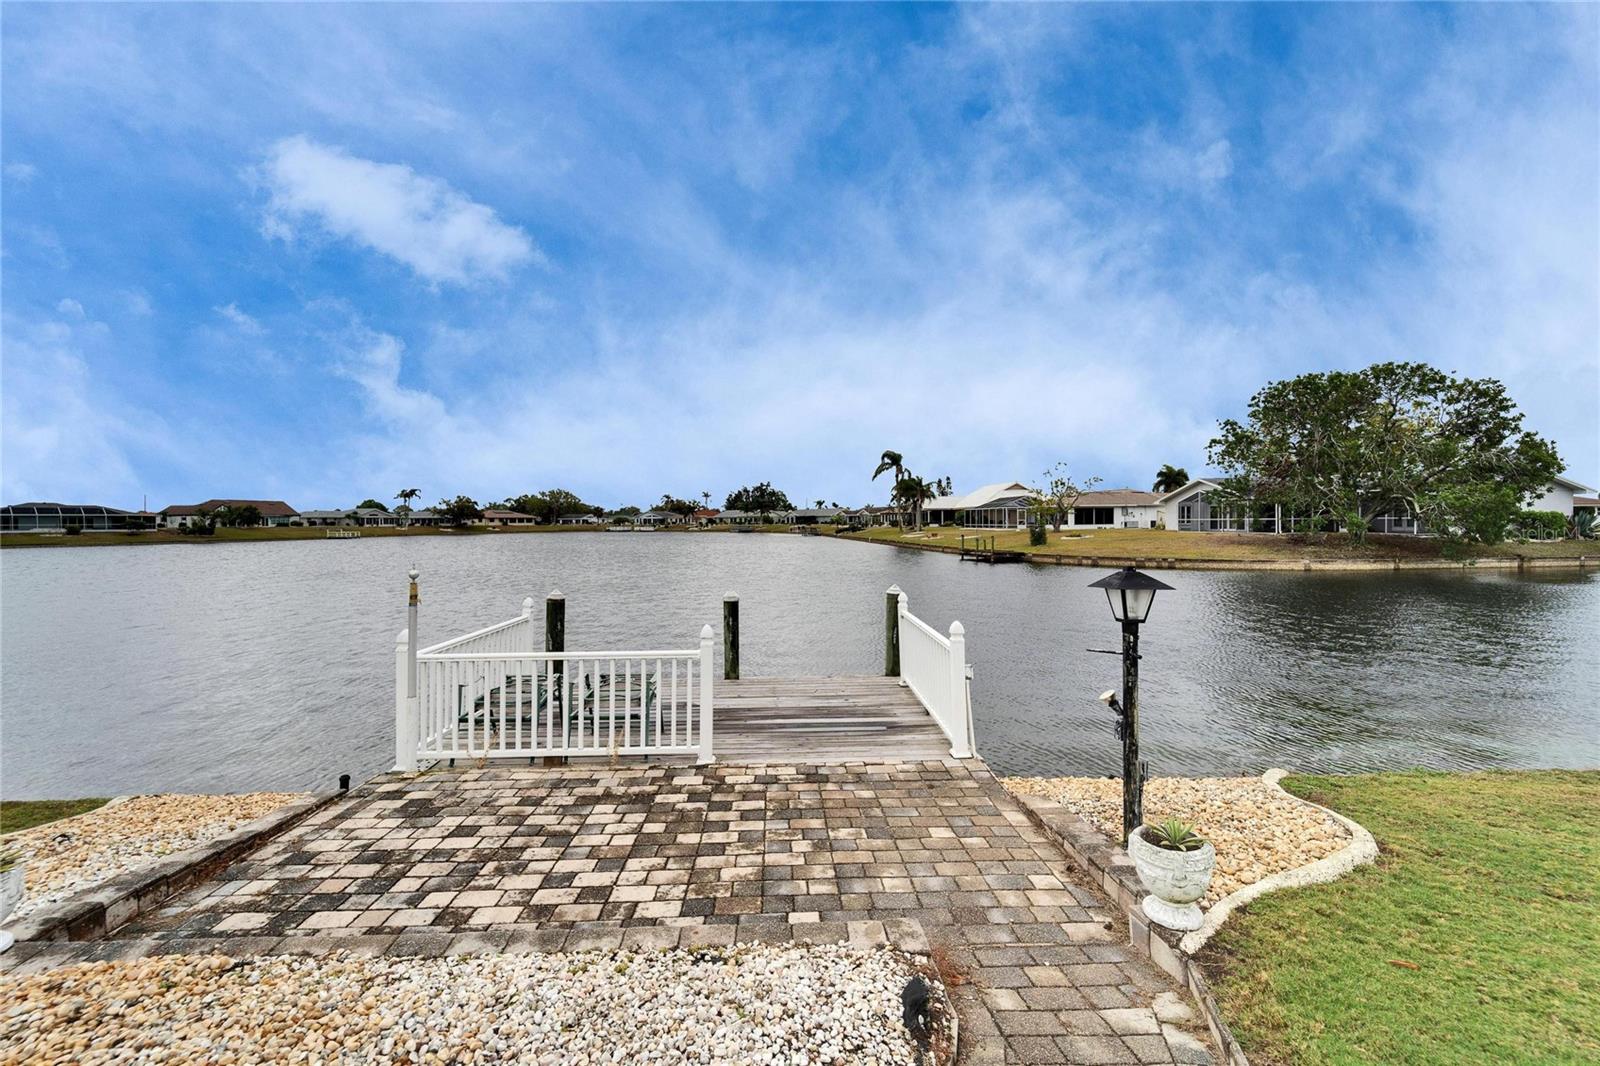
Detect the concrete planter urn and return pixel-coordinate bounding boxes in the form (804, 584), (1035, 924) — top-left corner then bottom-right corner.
(0, 858), (24, 953)
(1128, 826), (1214, 931)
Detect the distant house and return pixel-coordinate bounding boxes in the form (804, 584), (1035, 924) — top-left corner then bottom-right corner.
(635, 510), (686, 527)
(840, 505), (901, 528)
(1157, 472), (1599, 535)
(716, 509), (788, 526)
(1067, 489), (1165, 529)
(692, 508), (721, 526)
(301, 507), (399, 527)
(477, 509), (539, 527)
(788, 507), (843, 525)
(557, 513), (600, 525)
(160, 499), (299, 528)
(921, 482), (1037, 529)
(1, 502), (159, 532)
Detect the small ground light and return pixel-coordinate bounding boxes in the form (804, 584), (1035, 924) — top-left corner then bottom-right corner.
(338, 774), (350, 791)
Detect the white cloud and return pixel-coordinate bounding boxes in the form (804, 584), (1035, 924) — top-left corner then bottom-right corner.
(214, 302), (264, 334)
(259, 135), (536, 284)
(4, 162), (38, 183)
(333, 324), (450, 425)
(0, 317), (165, 504)
(55, 297), (86, 319)
(120, 289), (154, 316)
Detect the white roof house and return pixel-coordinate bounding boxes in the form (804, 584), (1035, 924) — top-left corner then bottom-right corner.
(1530, 473), (1596, 515)
(920, 482), (1040, 529)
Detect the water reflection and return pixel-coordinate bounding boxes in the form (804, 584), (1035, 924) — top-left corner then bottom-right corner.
(2, 535), (1596, 796)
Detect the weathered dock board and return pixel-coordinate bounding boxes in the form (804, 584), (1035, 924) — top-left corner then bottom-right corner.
(715, 675), (952, 763)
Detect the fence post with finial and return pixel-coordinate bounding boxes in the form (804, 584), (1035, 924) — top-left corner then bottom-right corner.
(884, 585), (902, 677)
(394, 567), (421, 771)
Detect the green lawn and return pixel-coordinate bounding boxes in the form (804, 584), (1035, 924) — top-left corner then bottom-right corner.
(840, 525), (1599, 563)
(1, 798), (110, 835)
(1200, 771), (1600, 1065)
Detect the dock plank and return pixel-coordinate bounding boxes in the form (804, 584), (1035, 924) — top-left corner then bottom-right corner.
(715, 675), (952, 763)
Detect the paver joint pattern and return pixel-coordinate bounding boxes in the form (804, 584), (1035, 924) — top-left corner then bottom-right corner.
(110, 760), (1214, 1064)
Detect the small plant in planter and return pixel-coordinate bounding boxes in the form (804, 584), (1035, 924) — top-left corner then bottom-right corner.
(1126, 818), (1215, 931)
(0, 848), (25, 953)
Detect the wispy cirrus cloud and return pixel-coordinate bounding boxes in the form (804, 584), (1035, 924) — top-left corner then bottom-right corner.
(259, 135), (537, 284)
(214, 302), (264, 335)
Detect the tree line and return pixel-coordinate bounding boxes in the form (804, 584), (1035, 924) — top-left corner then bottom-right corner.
(336, 363), (1580, 546)
(363, 483), (826, 528)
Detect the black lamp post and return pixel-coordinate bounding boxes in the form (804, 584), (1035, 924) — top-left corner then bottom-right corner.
(1087, 566), (1174, 845)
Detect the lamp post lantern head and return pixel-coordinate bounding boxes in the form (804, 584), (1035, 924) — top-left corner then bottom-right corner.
(1087, 566), (1174, 624)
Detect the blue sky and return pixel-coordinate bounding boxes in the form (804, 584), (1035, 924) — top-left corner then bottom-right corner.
(3, 4), (1596, 511)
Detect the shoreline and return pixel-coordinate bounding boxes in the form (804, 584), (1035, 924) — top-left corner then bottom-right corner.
(834, 530), (1598, 572)
(2, 523), (1594, 573)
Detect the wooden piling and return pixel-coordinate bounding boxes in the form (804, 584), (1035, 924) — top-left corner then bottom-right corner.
(545, 589), (565, 655)
(723, 593), (740, 680)
(544, 590), (566, 767)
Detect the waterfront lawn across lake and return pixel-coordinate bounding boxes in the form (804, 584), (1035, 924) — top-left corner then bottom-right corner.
(1, 798), (109, 834)
(1199, 770), (1600, 1066)
(842, 525), (1597, 562)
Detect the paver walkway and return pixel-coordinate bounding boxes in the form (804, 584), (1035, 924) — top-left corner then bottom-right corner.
(75, 761), (1215, 1064)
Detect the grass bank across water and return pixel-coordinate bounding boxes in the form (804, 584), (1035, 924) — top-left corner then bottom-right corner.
(841, 525), (1597, 567)
(1200, 770), (1599, 1065)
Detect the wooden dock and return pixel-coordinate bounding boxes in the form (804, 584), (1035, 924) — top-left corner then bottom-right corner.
(958, 534), (1027, 563)
(716, 676), (952, 763)
(395, 583), (972, 770)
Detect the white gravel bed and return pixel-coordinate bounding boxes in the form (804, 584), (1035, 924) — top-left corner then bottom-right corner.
(0, 945), (935, 1065)
(1005, 775), (1351, 905)
(2, 793), (304, 922)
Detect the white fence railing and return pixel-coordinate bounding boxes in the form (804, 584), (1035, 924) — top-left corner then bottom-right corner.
(418, 598), (537, 656)
(895, 592), (975, 759)
(396, 601), (713, 767)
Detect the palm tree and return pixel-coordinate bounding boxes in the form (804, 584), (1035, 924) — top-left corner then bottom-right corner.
(894, 474), (936, 531)
(395, 488), (421, 527)
(701, 491), (711, 511)
(814, 499), (826, 509)
(1152, 466), (1189, 493)
(872, 450), (906, 527)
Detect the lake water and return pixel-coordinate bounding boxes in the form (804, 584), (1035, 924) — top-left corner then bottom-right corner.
(2, 533), (1596, 797)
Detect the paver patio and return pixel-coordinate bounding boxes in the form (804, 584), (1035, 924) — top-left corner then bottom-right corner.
(40, 759), (1215, 1064)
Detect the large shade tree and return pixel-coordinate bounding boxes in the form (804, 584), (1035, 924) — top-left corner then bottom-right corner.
(504, 489), (594, 524)
(1208, 363), (1562, 543)
(724, 482), (793, 516)
(434, 496), (483, 527)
